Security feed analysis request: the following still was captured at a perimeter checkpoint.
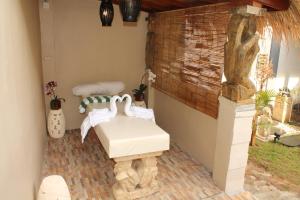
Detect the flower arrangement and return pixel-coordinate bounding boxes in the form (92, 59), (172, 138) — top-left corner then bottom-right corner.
(132, 69), (156, 101)
(44, 81), (65, 110)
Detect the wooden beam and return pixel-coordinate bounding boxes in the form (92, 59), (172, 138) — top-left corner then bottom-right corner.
(112, 0), (289, 12)
(255, 0), (290, 10)
(231, 0), (290, 11)
(112, 0), (229, 12)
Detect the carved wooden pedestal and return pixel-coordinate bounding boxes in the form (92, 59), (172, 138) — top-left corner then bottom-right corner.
(112, 152), (162, 200)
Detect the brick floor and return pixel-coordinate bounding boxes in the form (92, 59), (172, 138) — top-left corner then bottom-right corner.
(42, 129), (254, 200)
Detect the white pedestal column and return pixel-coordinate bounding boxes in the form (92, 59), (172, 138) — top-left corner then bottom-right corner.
(213, 96), (255, 196)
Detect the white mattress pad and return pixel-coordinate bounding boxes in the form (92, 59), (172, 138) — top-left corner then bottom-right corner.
(94, 114), (170, 158)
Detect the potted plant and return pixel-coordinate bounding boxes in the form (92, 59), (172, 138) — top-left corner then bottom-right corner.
(255, 90), (277, 111)
(132, 69), (156, 107)
(44, 81), (66, 139)
(251, 90), (277, 145)
(132, 83), (147, 101)
(45, 81), (65, 110)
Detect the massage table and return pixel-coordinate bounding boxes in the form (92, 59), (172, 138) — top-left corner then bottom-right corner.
(86, 103), (170, 200)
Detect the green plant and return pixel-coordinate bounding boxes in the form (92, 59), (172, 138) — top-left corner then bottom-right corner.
(255, 90), (277, 110)
(249, 140), (300, 186)
(132, 84), (147, 101)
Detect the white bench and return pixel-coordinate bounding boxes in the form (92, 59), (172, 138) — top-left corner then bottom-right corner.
(93, 114), (170, 200)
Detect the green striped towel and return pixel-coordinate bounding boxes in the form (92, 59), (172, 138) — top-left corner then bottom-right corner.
(79, 95), (111, 113)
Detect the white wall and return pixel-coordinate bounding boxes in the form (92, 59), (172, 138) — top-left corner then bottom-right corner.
(277, 42), (300, 81)
(266, 41), (300, 103)
(40, 0), (148, 129)
(249, 28), (300, 104)
(0, 0), (47, 199)
(153, 89), (218, 171)
(277, 41), (300, 102)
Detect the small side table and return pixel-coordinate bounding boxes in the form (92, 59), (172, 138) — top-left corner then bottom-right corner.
(133, 100), (147, 108)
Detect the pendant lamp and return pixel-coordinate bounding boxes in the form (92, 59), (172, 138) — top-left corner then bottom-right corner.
(119, 0), (142, 22)
(99, 0), (114, 26)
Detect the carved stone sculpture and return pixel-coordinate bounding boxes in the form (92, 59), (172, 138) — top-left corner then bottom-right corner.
(222, 11), (260, 102)
(136, 157), (158, 188)
(114, 161), (140, 192)
(257, 107), (273, 137)
(112, 152), (161, 200)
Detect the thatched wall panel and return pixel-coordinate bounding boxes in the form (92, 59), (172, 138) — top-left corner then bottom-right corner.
(149, 3), (231, 118)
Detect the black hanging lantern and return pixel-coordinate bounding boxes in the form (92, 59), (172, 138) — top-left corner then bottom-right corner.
(119, 0), (142, 22)
(99, 0), (114, 26)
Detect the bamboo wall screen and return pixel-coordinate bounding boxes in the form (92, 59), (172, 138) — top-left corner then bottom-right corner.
(148, 3), (231, 118)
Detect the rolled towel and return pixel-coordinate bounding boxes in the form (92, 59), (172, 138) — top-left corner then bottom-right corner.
(79, 95), (111, 114)
(73, 81), (125, 96)
(130, 106), (156, 122)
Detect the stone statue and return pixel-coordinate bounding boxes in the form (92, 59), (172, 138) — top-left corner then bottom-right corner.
(113, 161), (140, 194)
(257, 107), (273, 137)
(136, 157), (158, 188)
(112, 156), (160, 200)
(222, 11), (260, 102)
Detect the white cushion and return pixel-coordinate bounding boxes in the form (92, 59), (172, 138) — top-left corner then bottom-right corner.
(72, 81), (125, 96)
(94, 115), (170, 158)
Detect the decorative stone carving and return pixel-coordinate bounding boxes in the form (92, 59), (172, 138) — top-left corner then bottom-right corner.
(136, 157), (158, 188)
(112, 152), (161, 200)
(257, 107), (273, 137)
(222, 9), (260, 102)
(114, 161), (140, 192)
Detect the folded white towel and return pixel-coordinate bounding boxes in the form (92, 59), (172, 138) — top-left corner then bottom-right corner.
(81, 109), (112, 143)
(130, 106), (155, 122)
(122, 94), (156, 122)
(80, 117), (92, 143)
(88, 108), (111, 127)
(80, 96), (121, 142)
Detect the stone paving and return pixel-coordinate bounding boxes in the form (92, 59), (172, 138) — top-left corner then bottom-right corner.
(245, 162), (300, 200)
(42, 130), (253, 200)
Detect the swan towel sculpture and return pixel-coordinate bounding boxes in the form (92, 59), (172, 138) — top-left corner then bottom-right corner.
(80, 94), (155, 143)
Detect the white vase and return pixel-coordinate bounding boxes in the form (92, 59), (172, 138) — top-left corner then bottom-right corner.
(47, 109), (65, 139)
